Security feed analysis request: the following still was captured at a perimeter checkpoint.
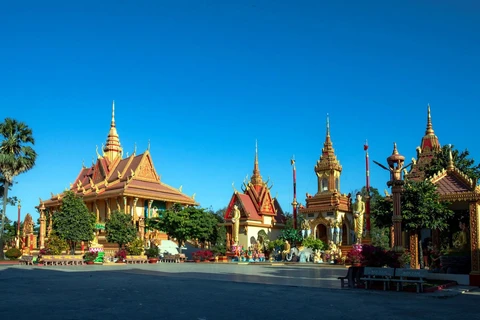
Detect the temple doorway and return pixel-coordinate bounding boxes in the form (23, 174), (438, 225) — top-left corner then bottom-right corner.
(342, 223), (348, 245)
(316, 224), (328, 243)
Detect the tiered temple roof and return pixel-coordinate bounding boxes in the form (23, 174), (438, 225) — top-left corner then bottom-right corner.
(40, 101), (197, 207)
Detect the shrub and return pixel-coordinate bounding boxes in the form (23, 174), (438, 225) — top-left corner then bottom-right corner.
(126, 238), (144, 255)
(84, 251), (98, 262)
(192, 250), (213, 261)
(145, 246), (159, 258)
(5, 248), (22, 259)
(45, 233), (69, 255)
(301, 236), (325, 251)
(115, 249), (127, 260)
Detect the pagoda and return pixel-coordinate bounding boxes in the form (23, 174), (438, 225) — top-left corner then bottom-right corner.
(405, 105), (480, 285)
(223, 142), (285, 250)
(299, 115), (353, 246)
(38, 101), (197, 249)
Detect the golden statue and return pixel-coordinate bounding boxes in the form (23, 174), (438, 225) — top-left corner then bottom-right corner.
(89, 231), (103, 249)
(281, 240), (291, 261)
(232, 205), (241, 245)
(353, 192), (365, 244)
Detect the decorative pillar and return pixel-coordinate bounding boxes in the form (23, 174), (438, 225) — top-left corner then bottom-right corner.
(16, 200), (21, 248)
(409, 231), (419, 269)
(469, 201), (480, 285)
(139, 217), (145, 240)
(47, 210), (53, 236)
(116, 197), (121, 211)
(95, 200), (99, 223)
(105, 199), (111, 220)
(132, 197), (138, 222)
(123, 196), (127, 214)
(39, 206), (46, 249)
(291, 157), (298, 230)
(375, 143), (405, 254)
(148, 200), (153, 219)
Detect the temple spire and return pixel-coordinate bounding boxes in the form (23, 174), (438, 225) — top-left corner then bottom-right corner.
(326, 113), (330, 137)
(447, 144), (454, 170)
(103, 100), (123, 163)
(251, 139), (263, 185)
(426, 104), (434, 135)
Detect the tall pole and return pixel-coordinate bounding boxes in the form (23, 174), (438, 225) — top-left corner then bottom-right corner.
(364, 141), (371, 242)
(16, 200), (21, 248)
(291, 156), (297, 230)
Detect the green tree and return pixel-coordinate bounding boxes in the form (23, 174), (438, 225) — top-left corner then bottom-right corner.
(423, 144), (480, 181)
(0, 119), (37, 259)
(189, 207), (218, 246)
(105, 210), (137, 249)
(53, 191), (96, 254)
(372, 180), (454, 234)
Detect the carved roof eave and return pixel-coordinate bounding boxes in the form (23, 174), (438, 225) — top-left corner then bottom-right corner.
(439, 192), (480, 202)
(299, 204), (349, 214)
(315, 162), (342, 172)
(430, 167), (477, 190)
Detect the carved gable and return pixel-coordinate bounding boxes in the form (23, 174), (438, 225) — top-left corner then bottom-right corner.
(136, 154), (158, 181)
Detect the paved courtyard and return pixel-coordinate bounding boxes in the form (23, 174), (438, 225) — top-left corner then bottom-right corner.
(0, 263), (478, 320)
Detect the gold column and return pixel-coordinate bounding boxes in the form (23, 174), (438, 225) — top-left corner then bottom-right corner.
(123, 196), (127, 214)
(95, 200), (99, 223)
(47, 209), (53, 236)
(39, 206), (46, 249)
(139, 216), (145, 240)
(470, 202), (480, 274)
(105, 199), (111, 220)
(148, 200), (153, 219)
(409, 231), (419, 269)
(132, 197), (138, 222)
(116, 197), (121, 211)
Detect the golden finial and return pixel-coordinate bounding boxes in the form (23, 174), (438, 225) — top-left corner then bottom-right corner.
(232, 182), (238, 194)
(447, 144), (454, 170)
(82, 159), (85, 168)
(251, 140), (262, 185)
(111, 100), (116, 127)
(179, 185), (183, 192)
(133, 142), (137, 156)
(291, 155), (295, 167)
(192, 193), (196, 200)
(392, 142), (399, 155)
(147, 139), (151, 151)
(326, 113), (330, 137)
(426, 104), (435, 135)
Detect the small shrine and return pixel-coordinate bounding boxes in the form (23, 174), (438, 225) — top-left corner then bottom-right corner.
(223, 142), (286, 253)
(406, 105), (480, 285)
(38, 101), (197, 251)
(299, 116), (356, 249)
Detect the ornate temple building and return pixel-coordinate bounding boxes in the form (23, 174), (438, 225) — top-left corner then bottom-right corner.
(406, 105), (480, 285)
(223, 142), (286, 250)
(299, 116), (354, 247)
(38, 102), (197, 249)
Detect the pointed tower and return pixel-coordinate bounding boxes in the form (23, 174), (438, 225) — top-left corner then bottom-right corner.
(103, 101), (123, 164)
(315, 114), (342, 194)
(250, 140), (263, 188)
(408, 105), (441, 180)
(222, 140), (285, 250)
(299, 114), (352, 246)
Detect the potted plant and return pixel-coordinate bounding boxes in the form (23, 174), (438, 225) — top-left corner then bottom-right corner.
(145, 246), (159, 263)
(115, 249), (127, 263)
(346, 244), (363, 266)
(84, 252), (98, 265)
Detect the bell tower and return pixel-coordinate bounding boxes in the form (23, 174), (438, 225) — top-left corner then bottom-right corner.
(315, 114), (342, 194)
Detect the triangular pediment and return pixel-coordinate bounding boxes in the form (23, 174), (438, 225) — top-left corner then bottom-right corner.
(135, 152), (159, 182)
(431, 168), (476, 195)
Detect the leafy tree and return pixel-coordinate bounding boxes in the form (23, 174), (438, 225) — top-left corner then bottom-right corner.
(44, 232), (69, 254)
(423, 144), (480, 181)
(372, 180), (454, 234)
(301, 235), (325, 251)
(0, 118), (37, 259)
(53, 190), (96, 254)
(279, 226), (303, 245)
(105, 210), (137, 249)
(189, 207), (218, 246)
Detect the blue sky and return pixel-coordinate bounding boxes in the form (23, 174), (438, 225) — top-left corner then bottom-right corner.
(1, 1), (479, 223)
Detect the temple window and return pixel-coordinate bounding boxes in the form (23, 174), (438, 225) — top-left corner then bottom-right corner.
(321, 178), (328, 191)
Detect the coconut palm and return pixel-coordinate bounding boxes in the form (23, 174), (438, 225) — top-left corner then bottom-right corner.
(0, 118), (37, 259)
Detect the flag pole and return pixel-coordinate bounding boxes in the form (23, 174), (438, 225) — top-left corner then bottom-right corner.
(364, 140), (371, 242)
(291, 156), (297, 230)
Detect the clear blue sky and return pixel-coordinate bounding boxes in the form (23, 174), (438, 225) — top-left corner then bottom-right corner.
(1, 1), (479, 223)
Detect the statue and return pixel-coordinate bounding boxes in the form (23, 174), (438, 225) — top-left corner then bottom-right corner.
(232, 205), (241, 245)
(333, 220), (341, 245)
(454, 222), (468, 251)
(89, 231), (103, 250)
(353, 193), (365, 244)
(313, 249), (323, 263)
(301, 219), (310, 238)
(281, 240), (291, 261)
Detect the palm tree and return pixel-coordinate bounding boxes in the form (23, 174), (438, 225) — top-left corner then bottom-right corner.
(0, 118), (37, 259)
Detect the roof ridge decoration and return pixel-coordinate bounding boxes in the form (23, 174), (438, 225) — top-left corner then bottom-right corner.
(250, 139), (263, 186)
(103, 100), (123, 164)
(315, 114), (342, 173)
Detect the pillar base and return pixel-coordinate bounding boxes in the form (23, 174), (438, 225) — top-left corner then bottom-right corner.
(469, 272), (480, 286)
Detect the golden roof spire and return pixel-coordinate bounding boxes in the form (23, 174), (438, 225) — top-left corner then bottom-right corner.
(251, 139), (263, 185)
(392, 142), (399, 155)
(426, 103), (435, 135)
(447, 144), (454, 170)
(103, 100), (123, 163)
(326, 113), (330, 137)
(315, 114), (342, 173)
